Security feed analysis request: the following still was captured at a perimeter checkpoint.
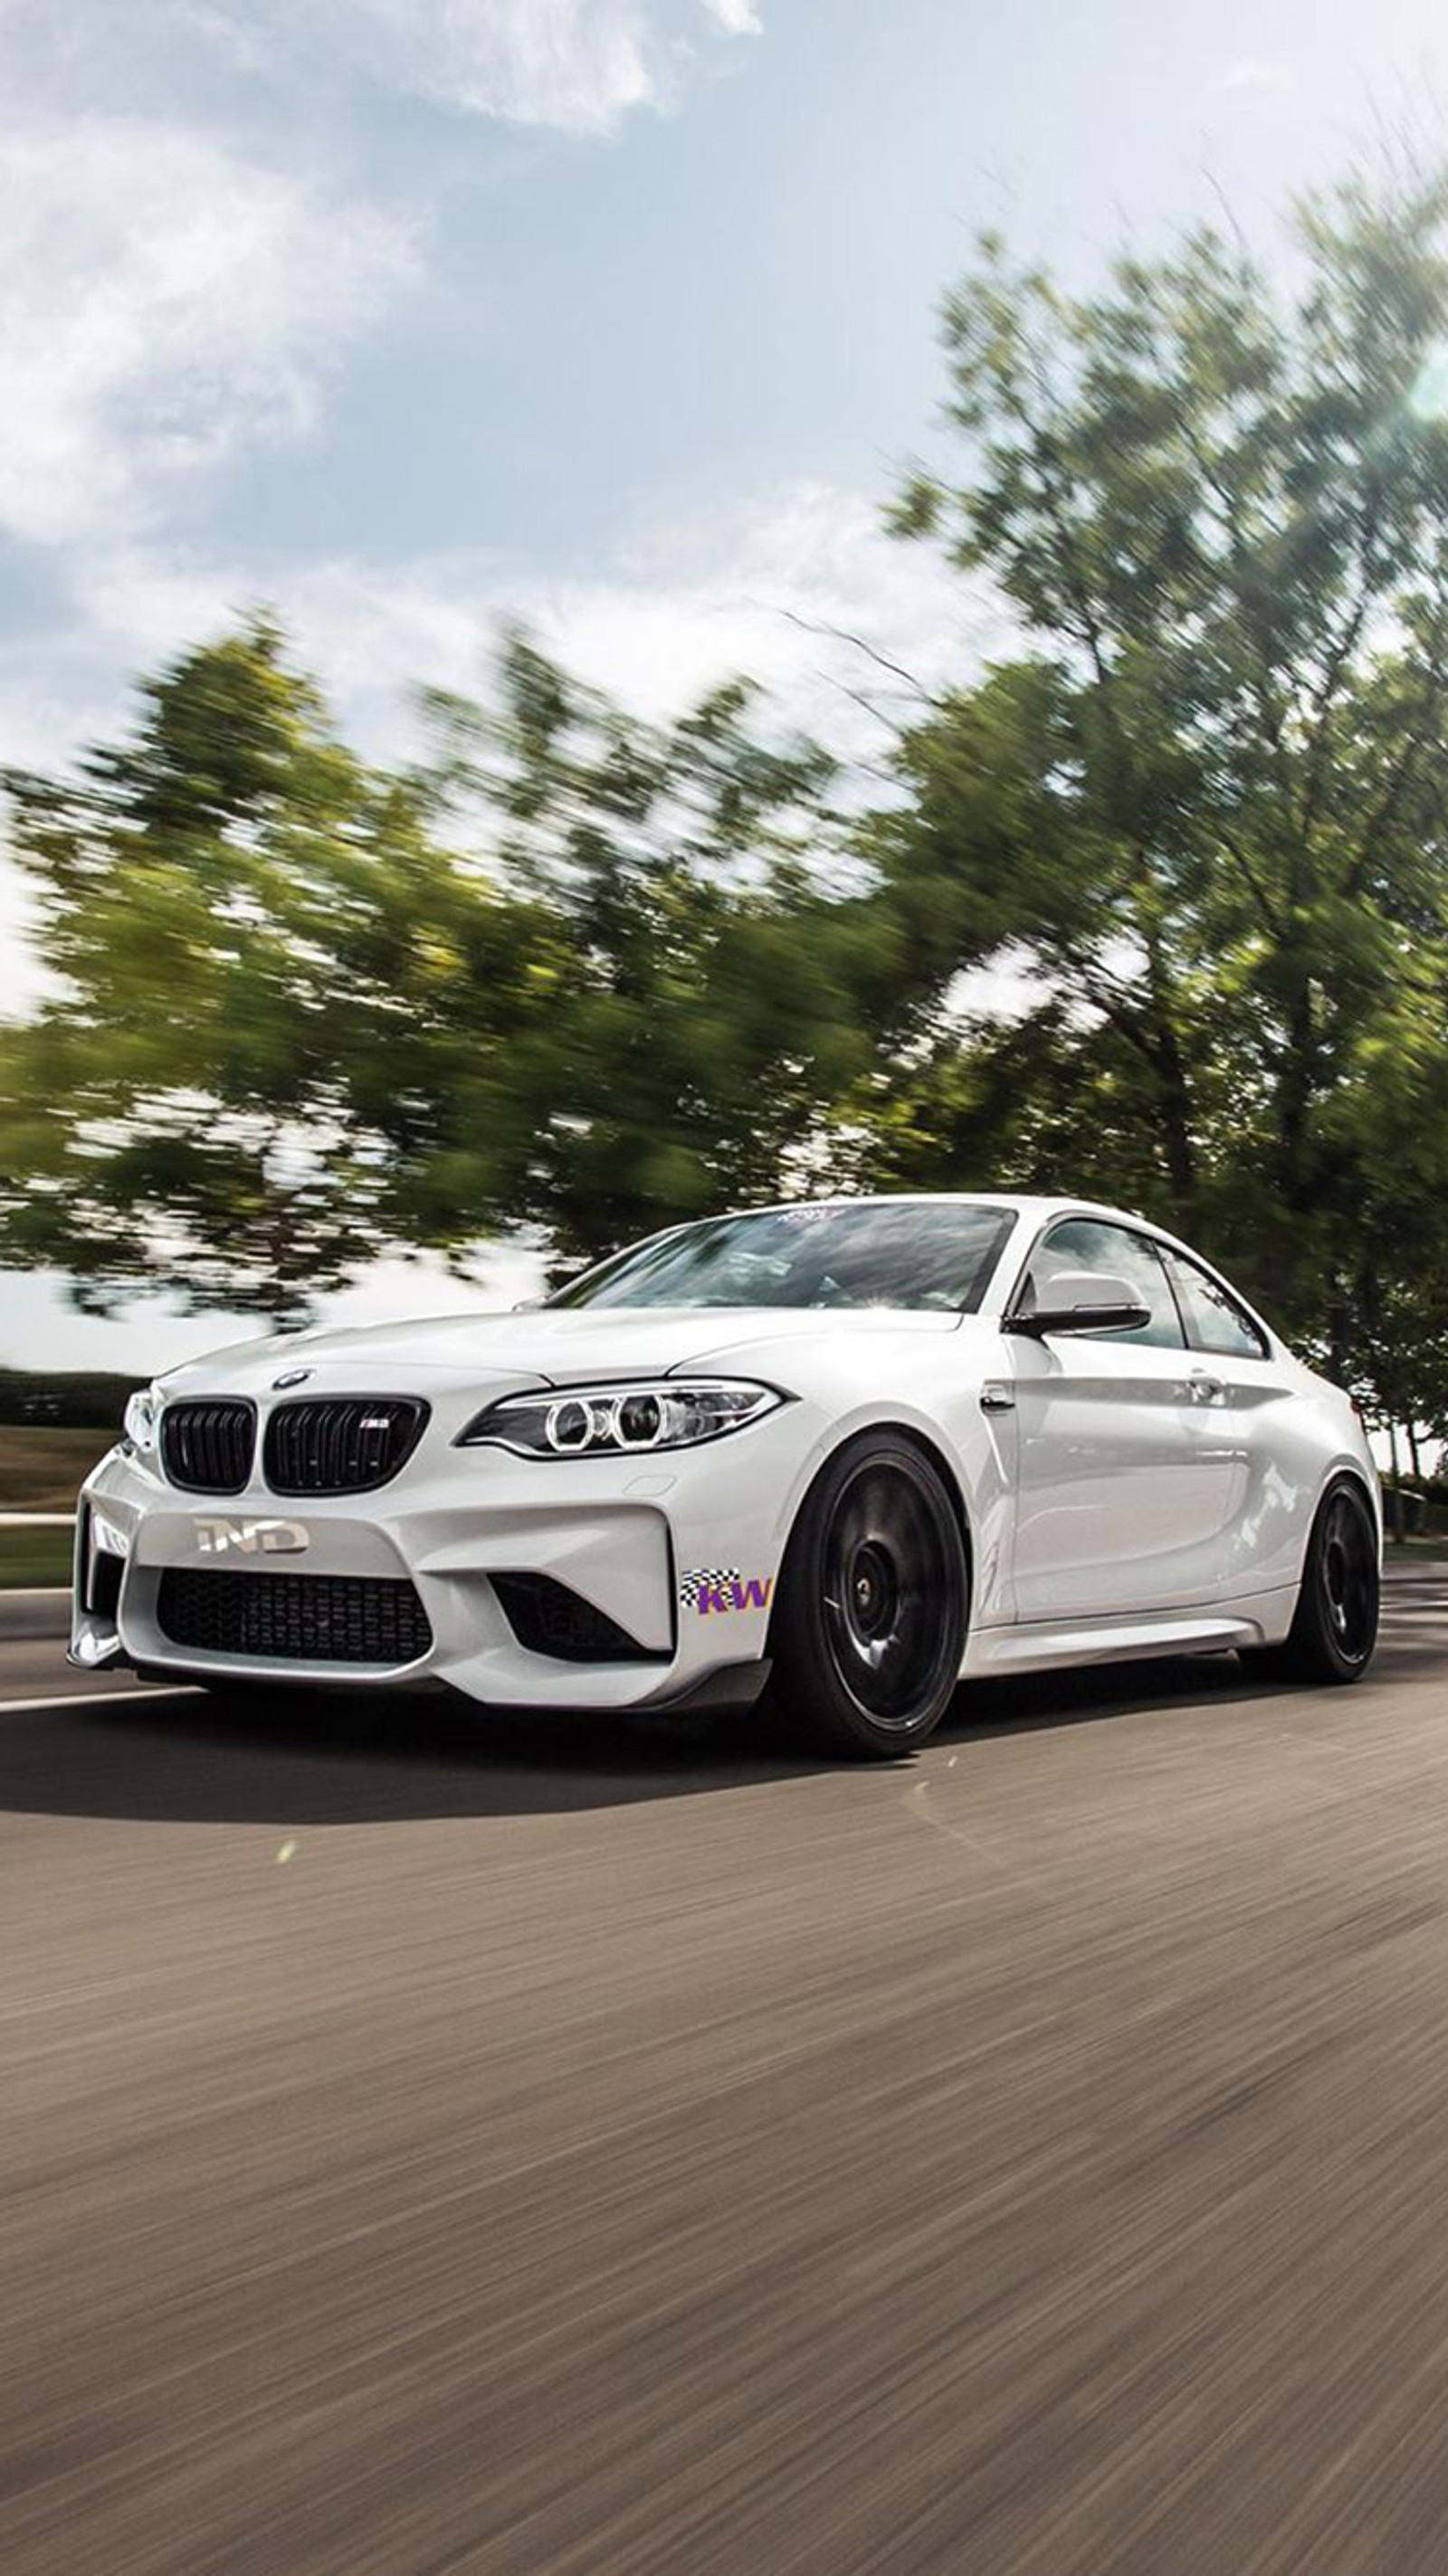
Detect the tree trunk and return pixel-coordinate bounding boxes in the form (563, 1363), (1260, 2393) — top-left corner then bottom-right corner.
(1275, 937), (1319, 1218)
(1149, 1023), (1196, 1224)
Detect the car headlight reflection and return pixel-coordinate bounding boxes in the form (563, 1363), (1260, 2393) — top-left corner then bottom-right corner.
(458, 1379), (785, 1458)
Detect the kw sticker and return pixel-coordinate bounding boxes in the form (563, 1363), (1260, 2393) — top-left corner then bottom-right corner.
(680, 1568), (774, 1616)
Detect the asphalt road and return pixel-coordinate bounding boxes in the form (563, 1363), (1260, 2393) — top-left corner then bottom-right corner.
(5, 1573), (1448, 2575)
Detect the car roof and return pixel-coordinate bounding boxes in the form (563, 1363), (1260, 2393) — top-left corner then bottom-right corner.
(712, 1191), (1148, 1226)
(573, 1193), (1278, 1347)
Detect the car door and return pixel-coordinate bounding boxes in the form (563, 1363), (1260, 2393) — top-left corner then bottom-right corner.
(1157, 1245), (1308, 1601)
(1006, 1217), (1244, 1621)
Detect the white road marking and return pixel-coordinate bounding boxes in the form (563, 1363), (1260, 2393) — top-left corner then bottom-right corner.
(0, 1686), (203, 1716)
(900, 1774), (1050, 1889)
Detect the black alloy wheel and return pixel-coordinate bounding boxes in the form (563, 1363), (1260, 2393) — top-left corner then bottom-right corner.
(1241, 1474), (1379, 1686)
(768, 1432), (967, 1758)
(1317, 1483), (1378, 1667)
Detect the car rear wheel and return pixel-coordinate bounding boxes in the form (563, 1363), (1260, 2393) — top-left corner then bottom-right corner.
(767, 1433), (967, 1759)
(1240, 1475), (1379, 1686)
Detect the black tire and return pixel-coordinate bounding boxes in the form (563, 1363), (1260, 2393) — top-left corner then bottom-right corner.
(1240, 1475), (1379, 1686)
(767, 1432), (968, 1759)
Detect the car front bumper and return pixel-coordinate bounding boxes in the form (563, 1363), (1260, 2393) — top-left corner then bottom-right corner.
(71, 1411), (815, 1711)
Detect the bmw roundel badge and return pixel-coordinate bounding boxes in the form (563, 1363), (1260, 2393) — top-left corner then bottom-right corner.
(272, 1367), (313, 1389)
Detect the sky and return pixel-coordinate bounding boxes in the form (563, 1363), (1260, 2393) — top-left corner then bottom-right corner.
(4, 0), (1448, 1374)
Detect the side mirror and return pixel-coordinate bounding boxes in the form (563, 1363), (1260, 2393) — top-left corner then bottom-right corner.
(1005, 1269), (1152, 1339)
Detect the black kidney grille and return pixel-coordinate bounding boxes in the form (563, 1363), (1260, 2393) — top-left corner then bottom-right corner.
(263, 1398), (429, 1495)
(157, 1569), (433, 1665)
(160, 1400), (256, 1494)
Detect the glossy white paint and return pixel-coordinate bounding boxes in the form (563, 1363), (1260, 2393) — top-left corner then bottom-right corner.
(70, 1194), (1380, 1709)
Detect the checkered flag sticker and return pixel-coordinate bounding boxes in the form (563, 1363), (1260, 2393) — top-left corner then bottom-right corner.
(679, 1567), (742, 1610)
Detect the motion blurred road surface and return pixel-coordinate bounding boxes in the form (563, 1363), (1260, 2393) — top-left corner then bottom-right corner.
(5, 1569), (1448, 2574)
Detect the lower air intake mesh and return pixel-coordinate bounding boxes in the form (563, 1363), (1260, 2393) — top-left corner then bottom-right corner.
(156, 1569), (432, 1665)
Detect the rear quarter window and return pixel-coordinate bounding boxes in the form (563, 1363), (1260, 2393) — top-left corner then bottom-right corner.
(1164, 1251), (1268, 1360)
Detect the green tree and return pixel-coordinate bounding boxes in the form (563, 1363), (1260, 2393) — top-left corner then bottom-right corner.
(0, 618), (562, 1320)
(397, 634), (871, 1274)
(0, 622), (867, 1315)
(871, 164), (1448, 1364)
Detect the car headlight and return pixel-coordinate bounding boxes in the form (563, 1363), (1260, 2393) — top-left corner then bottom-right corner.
(457, 1379), (786, 1459)
(122, 1384), (162, 1454)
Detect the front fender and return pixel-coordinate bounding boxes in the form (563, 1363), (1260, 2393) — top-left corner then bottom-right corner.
(762, 1390), (1015, 1629)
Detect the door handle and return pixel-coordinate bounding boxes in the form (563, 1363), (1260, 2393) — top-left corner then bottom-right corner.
(1187, 1371), (1225, 1406)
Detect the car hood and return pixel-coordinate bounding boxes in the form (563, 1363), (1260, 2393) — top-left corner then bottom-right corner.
(161, 1303), (966, 1397)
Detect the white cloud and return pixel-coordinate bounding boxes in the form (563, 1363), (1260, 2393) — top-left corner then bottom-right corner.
(77, 482), (1001, 770)
(1220, 58), (1285, 93)
(520, 484), (1002, 756)
(1, 0), (763, 137)
(0, 119), (414, 549)
(157, 0), (763, 135)
(701, 0), (761, 34)
(324, 0), (655, 134)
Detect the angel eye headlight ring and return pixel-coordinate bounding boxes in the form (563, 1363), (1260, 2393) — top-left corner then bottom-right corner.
(458, 1379), (786, 1458)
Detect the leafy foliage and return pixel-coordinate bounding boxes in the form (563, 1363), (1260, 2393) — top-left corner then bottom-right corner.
(1, 621), (872, 1313)
(877, 166), (1448, 1367)
(386, 636), (872, 1274)
(3, 619), (473, 1318)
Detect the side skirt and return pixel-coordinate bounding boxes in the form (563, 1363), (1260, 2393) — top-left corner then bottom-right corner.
(961, 1586), (1298, 1680)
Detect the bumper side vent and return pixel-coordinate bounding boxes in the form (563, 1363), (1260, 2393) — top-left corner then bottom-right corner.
(160, 1400), (256, 1494)
(491, 1572), (669, 1665)
(89, 1543), (124, 1624)
(264, 1397), (429, 1495)
(77, 1502), (123, 1621)
(157, 1569), (433, 1665)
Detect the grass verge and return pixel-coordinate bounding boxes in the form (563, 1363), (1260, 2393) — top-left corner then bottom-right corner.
(0, 1525), (74, 1589)
(0, 1426), (109, 1512)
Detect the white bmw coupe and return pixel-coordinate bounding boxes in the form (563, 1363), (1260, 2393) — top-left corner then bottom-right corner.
(72, 1195), (1381, 1758)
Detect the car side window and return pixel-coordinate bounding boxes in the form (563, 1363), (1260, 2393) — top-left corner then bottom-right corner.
(1019, 1219), (1186, 1349)
(1162, 1250), (1269, 1360)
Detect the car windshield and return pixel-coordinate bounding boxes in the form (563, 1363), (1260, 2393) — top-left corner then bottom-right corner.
(547, 1201), (1015, 1313)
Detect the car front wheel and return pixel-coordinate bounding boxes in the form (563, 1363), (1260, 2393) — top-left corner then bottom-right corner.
(768, 1432), (968, 1759)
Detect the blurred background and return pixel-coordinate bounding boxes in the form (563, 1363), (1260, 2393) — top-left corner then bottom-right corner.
(7, 0), (1448, 1579)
